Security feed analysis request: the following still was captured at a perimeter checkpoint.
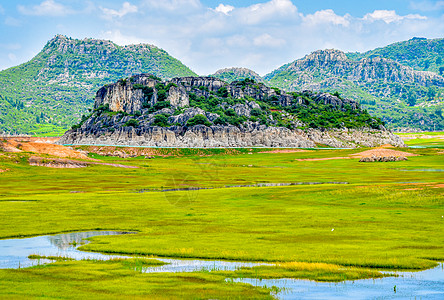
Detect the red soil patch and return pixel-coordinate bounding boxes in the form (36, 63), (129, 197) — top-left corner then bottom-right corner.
(0, 168), (9, 173)
(350, 148), (417, 159)
(1, 138), (91, 160)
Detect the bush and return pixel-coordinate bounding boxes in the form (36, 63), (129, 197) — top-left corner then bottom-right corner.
(217, 87), (229, 98)
(153, 114), (170, 127)
(250, 108), (263, 117)
(124, 119), (139, 127)
(153, 100), (171, 110)
(187, 114), (212, 127)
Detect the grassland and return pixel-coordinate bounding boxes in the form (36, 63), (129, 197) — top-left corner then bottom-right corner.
(0, 137), (443, 298)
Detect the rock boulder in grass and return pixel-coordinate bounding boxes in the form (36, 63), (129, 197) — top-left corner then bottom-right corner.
(58, 74), (406, 148)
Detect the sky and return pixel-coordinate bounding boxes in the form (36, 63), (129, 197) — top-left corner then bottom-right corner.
(0, 0), (443, 75)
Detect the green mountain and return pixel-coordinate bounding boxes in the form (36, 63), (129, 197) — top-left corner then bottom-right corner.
(347, 37), (444, 75)
(265, 49), (444, 131)
(0, 35), (196, 135)
(210, 67), (263, 83)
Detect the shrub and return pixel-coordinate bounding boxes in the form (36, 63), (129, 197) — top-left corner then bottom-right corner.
(187, 114), (212, 127)
(124, 119), (139, 127)
(250, 108), (263, 117)
(217, 86), (229, 98)
(153, 114), (170, 127)
(153, 101), (171, 110)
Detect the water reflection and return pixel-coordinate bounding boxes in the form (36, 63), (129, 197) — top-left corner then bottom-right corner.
(233, 263), (444, 300)
(0, 231), (133, 269)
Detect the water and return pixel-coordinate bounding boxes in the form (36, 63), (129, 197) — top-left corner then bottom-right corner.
(1, 232), (443, 299)
(134, 181), (349, 193)
(233, 263), (444, 299)
(0, 231), (269, 272)
(400, 169), (444, 172)
(0, 231), (134, 268)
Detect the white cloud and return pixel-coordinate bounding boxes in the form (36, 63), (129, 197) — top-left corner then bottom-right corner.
(101, 30), (145, 46)
(304, 9), (350, 26)
(17, 0), (73, 16)
(409, 1), (444, 11)
(236, 0), (298, 25)
(214, 4), (234, 15)
(141, 0), (201, 12)
(0, 4), (4, 15)
(100, 2), (138, 19)
(253, 33), (286, 47)
(363, 10), (427, 24)
(5, 17), (21, 27)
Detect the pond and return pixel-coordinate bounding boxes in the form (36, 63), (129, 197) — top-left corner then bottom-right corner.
(1, 231), (443, 299)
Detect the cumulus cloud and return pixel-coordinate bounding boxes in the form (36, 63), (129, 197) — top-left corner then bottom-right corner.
(236, 0), (298, 25)
(253, 33), (287, 47)
(304, 9), (350, 26)
(101, 30), (145, 45)
(141, 0), (201, 12)
(214, 4), (234, 15)
(18, 0), (74, 16)
(100, 2), (138, 19)
(363, 10), (427, 23)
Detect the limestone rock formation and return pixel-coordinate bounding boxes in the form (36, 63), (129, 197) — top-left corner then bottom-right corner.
(58, 74), (406, 148)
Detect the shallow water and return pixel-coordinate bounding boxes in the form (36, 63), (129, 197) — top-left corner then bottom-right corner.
(135, 181), (349, 193)
(0, 231), (133, 268)
(233, 263), (444, 299)
(0, 231), (268, 272)
(1, 232), (443, 299)
(400, 168), (444, 172)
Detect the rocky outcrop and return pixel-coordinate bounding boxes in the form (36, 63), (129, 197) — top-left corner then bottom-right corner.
(59, 124), (404, 148)
(59, 74), (406, 148)
(359, 156), (408, 162)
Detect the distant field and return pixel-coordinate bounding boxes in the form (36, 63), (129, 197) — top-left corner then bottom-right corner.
(0, 139), (443, 298)
(396, 131), (444, 147)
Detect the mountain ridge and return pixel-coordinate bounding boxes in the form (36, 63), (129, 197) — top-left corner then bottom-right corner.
(1, 35), (443, 134)
(0, 35), (196, 135)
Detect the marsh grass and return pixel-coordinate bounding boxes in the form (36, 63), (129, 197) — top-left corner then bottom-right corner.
(0, 143), (443, 298)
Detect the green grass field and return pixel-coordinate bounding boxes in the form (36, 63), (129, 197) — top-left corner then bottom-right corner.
(0, 137), (443, 298)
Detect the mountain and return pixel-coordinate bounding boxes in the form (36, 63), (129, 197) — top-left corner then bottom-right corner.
(347, 37), (444, 75)
(0, 35), (196, 135)
(210, 67), (263, 83)
(58, 74), (404, 148)
(265, 49), (444, 131)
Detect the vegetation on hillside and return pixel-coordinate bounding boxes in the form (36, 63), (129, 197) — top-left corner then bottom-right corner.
(347, 37), (444, 74)
(0, 35), (196, 135)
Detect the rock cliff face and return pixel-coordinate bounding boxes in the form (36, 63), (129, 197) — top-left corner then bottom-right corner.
(270, 49), (444, 88)
(59, 124), (404, 148)
(58, 74), (405, 148)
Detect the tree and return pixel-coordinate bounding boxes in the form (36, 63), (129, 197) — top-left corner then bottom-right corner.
(152, 114), (170, 127)
(407, 93), (416, 107)
(186, 114), (211, 127)
(124, 119), (139, 127)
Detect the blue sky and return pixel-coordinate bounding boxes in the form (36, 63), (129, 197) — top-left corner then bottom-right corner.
(0, 0), (443, 75)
